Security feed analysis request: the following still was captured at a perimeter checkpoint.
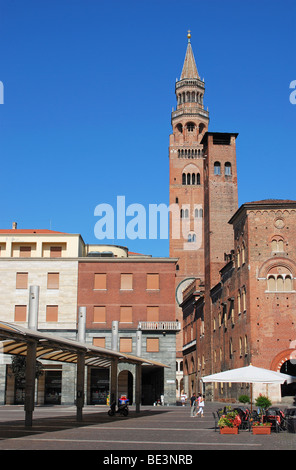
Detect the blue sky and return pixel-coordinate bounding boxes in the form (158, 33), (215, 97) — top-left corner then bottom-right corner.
(0, 0), (295, 256)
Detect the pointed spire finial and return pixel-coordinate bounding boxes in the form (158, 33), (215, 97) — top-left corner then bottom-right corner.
(180, 31), (199, 80)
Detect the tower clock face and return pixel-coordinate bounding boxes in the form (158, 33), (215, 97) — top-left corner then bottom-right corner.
(175, 277), (196, 305)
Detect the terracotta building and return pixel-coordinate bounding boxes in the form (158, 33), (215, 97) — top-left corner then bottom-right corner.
(173, 34), (296, 404)
(169, 32), (239, 392)
(77, 246), (179, 405)
(182, 200), (296, 403)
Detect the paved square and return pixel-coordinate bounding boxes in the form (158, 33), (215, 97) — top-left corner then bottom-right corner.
(0, 403), (295, 452)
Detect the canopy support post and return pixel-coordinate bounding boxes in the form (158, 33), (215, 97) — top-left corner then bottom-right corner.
(76, 352), (85, 422)
(25, 341), (37, 427)
(135, 363), (142, 413)
(110, 358), (118, 405)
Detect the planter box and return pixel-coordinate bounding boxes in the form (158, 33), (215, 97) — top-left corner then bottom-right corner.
(220, 427), (238, 434)
(252, 426), (271, 435)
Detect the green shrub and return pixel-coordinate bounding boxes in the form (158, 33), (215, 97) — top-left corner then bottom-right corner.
(238, 394), (250, 404)
(254, 394), (272, 410)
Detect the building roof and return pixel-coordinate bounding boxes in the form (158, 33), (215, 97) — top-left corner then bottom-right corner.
(0, 229), (69, 234)
(180, 34), (199, 80)
(245, 199), (296, 205)
(229, 199), (296, 224)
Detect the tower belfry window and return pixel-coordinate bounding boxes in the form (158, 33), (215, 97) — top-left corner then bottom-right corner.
(225, 162), (232, 175)
(214, 162), (221, 175)
(187, 122), (195, 132)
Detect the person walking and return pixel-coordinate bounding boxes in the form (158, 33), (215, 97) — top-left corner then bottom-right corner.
(190, 393), (196, 417)
(196, 394), (205, 418)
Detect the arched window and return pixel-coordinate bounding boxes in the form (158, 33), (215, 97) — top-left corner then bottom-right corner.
(237, 248), (241, 268)
(196, 173), (200, 185)
(277, 275), (284, 291)
(242, 287), (246, 311)
(182, 173), (186, 185)
(187, 173), (191, 185)
(267, 271), (293, 292)
(244, 335), (248, 355)
(231, 301), (235, 326)
(187, 122), (195, 132)
(229, 338), (233, 358)
(199, 208), (203, 218)
(271, 238), (284, 252)
(214, 161), (221, 175)
(271, 240), (277, 251)
(268, 275), (276, 291)
(285, 275), (292, 291)
(241, 242), (246, 264)
(218, 312), (222, 328)
(191, 173), (195, 185)
(225, 162), (232, 175)
(185, 209), (189, 218)
(237, 290), (241, 315)
(199, 123), (205, 134)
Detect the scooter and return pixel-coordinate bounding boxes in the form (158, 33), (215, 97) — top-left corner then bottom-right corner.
(108, 400), (129, 416)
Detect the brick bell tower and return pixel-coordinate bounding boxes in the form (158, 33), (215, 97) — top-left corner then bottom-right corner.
(170, 33), (239, 386)
(169, 32), (209, 358)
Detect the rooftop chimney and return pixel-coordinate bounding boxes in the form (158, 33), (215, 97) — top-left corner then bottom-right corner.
(12, 222), (17, 229)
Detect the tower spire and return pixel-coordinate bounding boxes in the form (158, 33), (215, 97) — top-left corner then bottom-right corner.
(180, 31), (199, 80)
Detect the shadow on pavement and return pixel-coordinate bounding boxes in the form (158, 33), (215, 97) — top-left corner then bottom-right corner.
(0, 407), (173, 440)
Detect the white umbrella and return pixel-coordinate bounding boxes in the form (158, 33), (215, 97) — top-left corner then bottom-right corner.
(202, 364), (296, 384)
(201, 364), (296, 411)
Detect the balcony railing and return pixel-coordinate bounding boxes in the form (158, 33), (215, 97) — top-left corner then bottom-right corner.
(138, 321), (181, 331)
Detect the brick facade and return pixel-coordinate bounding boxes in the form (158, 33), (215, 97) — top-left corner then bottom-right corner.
(182, 201), (296, 403)
(175, 36), (296, 403)
(77, 256), (179, 404)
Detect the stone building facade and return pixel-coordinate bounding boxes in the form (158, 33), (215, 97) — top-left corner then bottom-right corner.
(0, 227), (179, 406)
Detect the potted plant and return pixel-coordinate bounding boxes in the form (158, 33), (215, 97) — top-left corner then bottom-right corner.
(254, 394), (272, 414)
(251, 421), (272, 435)
(218, 410), (240, 434)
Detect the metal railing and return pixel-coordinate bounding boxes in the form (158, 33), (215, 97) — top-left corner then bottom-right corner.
(138, 321), (181, 331)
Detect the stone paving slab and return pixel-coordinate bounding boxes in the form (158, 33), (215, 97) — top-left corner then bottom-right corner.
(0, 403), (294, 454)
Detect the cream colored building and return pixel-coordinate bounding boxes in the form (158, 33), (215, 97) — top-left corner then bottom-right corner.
(0, 226), (84, 331)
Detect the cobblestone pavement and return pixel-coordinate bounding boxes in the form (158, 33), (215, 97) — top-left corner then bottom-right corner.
(0, 402), (294, 453)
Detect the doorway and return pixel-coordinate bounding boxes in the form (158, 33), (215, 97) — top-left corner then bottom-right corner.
(44, 370), (62, 404)
(118, 370), (133, 404)
(280, 360), (296, 397)
(90, 368), (109, 404)
(141, 366), (164, 405)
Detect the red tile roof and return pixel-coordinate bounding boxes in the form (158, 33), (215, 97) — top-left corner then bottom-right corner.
(0, 229), (68, 234)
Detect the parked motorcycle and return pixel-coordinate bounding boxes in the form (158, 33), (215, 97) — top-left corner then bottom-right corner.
(108, 399), (129, 416)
